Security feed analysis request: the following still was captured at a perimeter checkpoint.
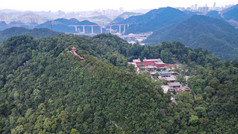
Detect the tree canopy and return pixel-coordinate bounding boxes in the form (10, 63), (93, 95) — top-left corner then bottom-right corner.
(0, 34), (237, 133)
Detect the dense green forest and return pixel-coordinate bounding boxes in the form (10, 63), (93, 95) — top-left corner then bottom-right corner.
(0, 34), (237, 133)
(36, 18), (100, 34)
(222, 4), (238, 22)
(121, 7), (190, 34)
(144, 15), (238, 61)
(0, 27), (61, 43)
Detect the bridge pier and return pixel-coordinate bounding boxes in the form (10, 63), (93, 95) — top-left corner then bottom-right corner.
(123, 24), (126, 33)
(82, 26), (85, 33)
(69, 24), (129, 34)
(91, 26), (94, 34)
(74, 26), (78, 32)
(119, 24), (121, 33)
(109, 26), (112, 33)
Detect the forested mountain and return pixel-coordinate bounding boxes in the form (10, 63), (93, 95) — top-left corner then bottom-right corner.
(0, 34), (237, 133)
(145, 15), (238, 60)
(222, 4), (238, 27)
(204, 4), (238, 28)
(117, 12), (142, 19)
(85, 15), (112, 26)
(206, 11), (223, 19)
(36, 18), (99, 34)
(0, 27), (61, 43)
(108, 5), (238, 34)
(120, 7), (190, 34)
(0, 34), (170, 133)
(0, 21), (36, 31)
(222, 4), (238, 21)
(110, 12), (142, 24)
(0, 21), (9, 31)
(110, 17), (125, 24)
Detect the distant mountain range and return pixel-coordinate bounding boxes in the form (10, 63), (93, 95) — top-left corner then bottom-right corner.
(110, 12), (142, 24)
(221, 4), (238, 27)
(108, 5), (238, 34)
(222, 4), (238, 21)
(1, 5), (238, 33)
(85, 15), (112, 25)
(206, 11), (223, 19)
(144, 15), (238, 60)
(0, 21), (37, 31)
(0, 18), (100, 34)
(109, 5), (238, 60)
(205, 5), (238, 28)
(0, 27), (61, 43)
(1, 6), (238, 61)
(0, 9), (123, 25)
(36, 18), (99, 33)
(120, 7), (190, 34)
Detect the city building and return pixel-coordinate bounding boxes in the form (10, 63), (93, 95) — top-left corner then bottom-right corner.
(143, 58), (165, 68)
(159, 71), (171, 77)
(168, 82), (181, 90)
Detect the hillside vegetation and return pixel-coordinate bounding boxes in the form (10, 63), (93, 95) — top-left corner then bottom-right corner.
(0, 34), (237, 133)
(0, 27), (61, 43)
(222, 4), (238, 22)
(36, 18), (99, 34)
(145, 15), (238, 60)
(121, 7), (190, 34)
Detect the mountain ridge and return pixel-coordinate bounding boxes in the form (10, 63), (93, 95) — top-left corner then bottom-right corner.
(144, 15), (238, 60)
(36, 18), (98, 33)
(120, 7), (190, 34)
(0, 27), (61, 43)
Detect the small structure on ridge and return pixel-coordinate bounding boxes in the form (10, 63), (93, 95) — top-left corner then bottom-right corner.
(71, 46), (84, 60)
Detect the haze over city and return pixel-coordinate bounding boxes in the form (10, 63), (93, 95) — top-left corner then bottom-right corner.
(1, 0), (238, 11)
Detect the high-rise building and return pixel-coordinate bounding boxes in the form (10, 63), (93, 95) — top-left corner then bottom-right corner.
(195, 4), (198, 10)
(213, 2), (216, 8)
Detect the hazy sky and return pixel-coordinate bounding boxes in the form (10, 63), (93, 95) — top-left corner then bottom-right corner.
(0, 0), (237, 12)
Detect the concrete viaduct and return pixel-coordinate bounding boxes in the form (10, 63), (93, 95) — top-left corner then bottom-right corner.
(68, 24), (130, 34)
